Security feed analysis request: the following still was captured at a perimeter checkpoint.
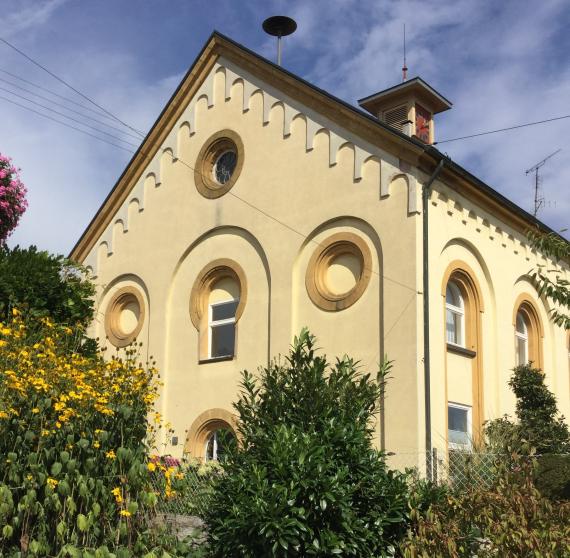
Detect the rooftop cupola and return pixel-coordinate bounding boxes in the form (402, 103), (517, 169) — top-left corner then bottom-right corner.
(358, 77), (452, 144)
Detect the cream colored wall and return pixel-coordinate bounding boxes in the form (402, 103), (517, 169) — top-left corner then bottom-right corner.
(428, 179), (570, 455)
(85, 60), (424, 459)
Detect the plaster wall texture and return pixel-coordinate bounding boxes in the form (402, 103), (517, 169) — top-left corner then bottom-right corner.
(428, 179), (570, 453)
(84, 55), (569, 464)
(87, 61), (423, 459)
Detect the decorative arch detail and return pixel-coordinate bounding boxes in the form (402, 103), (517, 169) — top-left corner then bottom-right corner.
(184, 408), (238, 460)
(441, 260), (484, 447)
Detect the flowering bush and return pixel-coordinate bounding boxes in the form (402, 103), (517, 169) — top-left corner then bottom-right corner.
(0, 311), (189, 555)
(0, 154), (27, 245)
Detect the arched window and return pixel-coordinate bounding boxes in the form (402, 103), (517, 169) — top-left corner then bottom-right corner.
(190, 259), (247, 362)
(515, 310), (529, 366)
(208, 277), (239, 359)
(185, 409), (238, 461)
(446, 281), (465, 347)
(205, 428), (237, 462)
(512, 297), (543, 369)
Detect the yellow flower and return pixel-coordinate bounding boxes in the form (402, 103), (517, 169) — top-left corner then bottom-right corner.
(119, 510), (131, 517)
(112, 487), (123, 504)
(31, 408), (40, 414)
(147, 462), (156, 472)
(0, 411), (8, 419)
(55, 422), (62, 429)
(105, 450), (116, 460)
(12, 308), (20, 316)
(0, 340), (6, 347)
(93, 441), (100, 449)
(46, 478), (58, 488)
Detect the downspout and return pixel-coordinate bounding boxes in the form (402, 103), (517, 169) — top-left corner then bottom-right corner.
(422, 158), (445, 478)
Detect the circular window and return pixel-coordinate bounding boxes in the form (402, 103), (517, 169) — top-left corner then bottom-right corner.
(194, 130), (244, 199)
(105, 287), (145, 347)
(306, 233), (372, 311)
(213, 150), (237, 184)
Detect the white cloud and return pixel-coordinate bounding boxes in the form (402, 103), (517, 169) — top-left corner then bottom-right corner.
(2, 0), (568, 259)
(2, 0), (69, 38)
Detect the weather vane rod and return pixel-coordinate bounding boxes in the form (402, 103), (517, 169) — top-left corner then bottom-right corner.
(262, 16), (297, 66)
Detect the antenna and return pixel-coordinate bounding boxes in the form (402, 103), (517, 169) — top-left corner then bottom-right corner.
(402, 24), (408, 82)
(525, 148), (561, 217)
(262, 16), (297, 66)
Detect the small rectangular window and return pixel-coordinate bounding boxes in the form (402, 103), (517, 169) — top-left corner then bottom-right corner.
(209, 299), (238, 359)
(448, 403), (471, 448)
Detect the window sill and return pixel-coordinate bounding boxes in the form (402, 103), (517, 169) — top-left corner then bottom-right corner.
(198, 355), (235, 365)
(446, 343), (476, 358)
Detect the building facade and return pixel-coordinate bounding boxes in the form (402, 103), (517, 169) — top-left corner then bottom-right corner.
(71, 33), (570, 465)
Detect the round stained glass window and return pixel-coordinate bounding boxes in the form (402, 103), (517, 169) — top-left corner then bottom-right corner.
(213, 150), (237, 185)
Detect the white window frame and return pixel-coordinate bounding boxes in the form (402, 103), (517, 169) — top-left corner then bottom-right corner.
(515, 311), (529, 366)
(205, 430), (220, 462)
(447, 402), (472, 450)
(208, 298), (238, 359)
(446, 283), (465, 348)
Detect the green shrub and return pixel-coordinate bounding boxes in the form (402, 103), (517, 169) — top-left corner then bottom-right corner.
(485, 363), (569, 455)
(205, 330), (409, 557)
(535, 454), (570, 501)
(0, 246), (95, 328)
(400, 454), (570, 557)
(0, 312), (188, 555)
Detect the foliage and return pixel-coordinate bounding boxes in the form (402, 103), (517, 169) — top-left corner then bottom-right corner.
(400, 453), (570, 557)
(485, 364), (569, 455)
(534, 454), (570, 501)
(0, 311), (190, 556)
(0, 154), (27, 245)
(205, 329), (409, 557)
(0, 245), (95, 329)
(527, 229), (570, 329)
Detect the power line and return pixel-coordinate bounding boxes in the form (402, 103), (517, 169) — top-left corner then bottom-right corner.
(0, 36), (146, 137)
(0, 78), (142, 139)
(0, 94), (136, 153)
(0, 67), (118, 120)
(0, 87), (139, 147)
(3, 76), (418, 293)
(0, 41), (421, 292)
(433, 114), (570, 145)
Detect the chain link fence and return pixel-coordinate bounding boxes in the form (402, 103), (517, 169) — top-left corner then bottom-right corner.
(150, 451), (569, 519)
(149, 459), (221, 518)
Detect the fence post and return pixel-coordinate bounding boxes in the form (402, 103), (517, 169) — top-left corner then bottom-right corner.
(432, 447), (438, 484)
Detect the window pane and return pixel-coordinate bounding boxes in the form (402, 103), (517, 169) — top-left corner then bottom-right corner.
(448, 406), (470, 446)
(516, 312), (527, 335)
(446, 310), (462, 345)
(446, 309), (456, 343)
(516, 336), (527, 366)
(211, 300), (238, 322)
(211, 323), (235, 357)
(446, 282), (463, 309)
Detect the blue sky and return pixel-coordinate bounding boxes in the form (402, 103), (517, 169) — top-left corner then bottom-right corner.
(2, 0), (569, 254)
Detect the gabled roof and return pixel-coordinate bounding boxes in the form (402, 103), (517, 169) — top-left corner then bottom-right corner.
(70, 31), (563, 262)
(358, 77), (453, 115)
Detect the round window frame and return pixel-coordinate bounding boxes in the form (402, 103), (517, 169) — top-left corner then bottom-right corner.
(104, 286), (145, 348)
(306, 232), (372, 311)
(194, 130), (244, 199)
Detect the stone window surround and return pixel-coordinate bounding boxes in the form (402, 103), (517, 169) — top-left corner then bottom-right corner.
(305, 232), (372, 312)
(194, 129), (245, 199)
(189, 258), (247, 362)
(104, 286), (145, 348)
